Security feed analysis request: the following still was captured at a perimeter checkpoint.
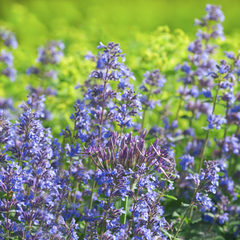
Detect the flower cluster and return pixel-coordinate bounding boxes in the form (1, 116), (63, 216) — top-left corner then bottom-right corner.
(26, 40), (64, 80)
(139, 70), (166, 128)
(82, 132), (176, 239)
(0, 29), (17, 81)
(68, 42), (141, 147)
(0, 99), (78, 239)
(175, 4), (225, 124)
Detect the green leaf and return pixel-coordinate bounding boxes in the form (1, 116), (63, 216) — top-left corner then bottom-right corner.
(191, 212), (202, 224)
(163, 194), (177, 201)
(213, 237), (225, 240)
(173, 211), (180, 217)
(218, 172), (225, 177)
(171, 135), (185, 142)
(181, 202), (191, 207)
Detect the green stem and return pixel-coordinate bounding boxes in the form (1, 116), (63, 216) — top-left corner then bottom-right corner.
(223, 101), (229, 139)
(73, 182), (79, 205)
(6, 191), (10, 239)
(141, 91), (152, 129)
(236, 125), (240, 135)
(198, 83), (220, 173)
(189, 188), (198, 219)
(100, 193), (113, 239)
(175, 183), (200, 238)
(141, 107), (147, 129)
(176, 95), (183, 121)
(18, 119), (31, 165)
(174, 201), (195, 239)
(189, 98), (197, 128)
(89, 182), (96, 210)
(190, 83), (220, 220)
(98, 64), (110, 140)
(198, 130), (209, 174)
(83, 178), (96, 237)
(99, 80), (107, 138)
(123, 196), (128, 225)
(130, 177), (142, 234)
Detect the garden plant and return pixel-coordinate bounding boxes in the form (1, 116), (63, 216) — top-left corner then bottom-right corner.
(0, 4), (240, 240)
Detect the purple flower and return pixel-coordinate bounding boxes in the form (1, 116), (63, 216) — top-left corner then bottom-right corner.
(2, 67), (16, 82)
(196, 193), (213, 212)
(0, 50), (13, 66)
(202, 88), (212, 98)
(0, 29), (18, 49)
(179, 154), (194, 170)
(37, 40), (64, 65)
(205, 4), (225, 22)
(207, 114), (226, 129)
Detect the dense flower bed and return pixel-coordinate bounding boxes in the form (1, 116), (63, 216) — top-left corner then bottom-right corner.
(0, 4), (240, 240)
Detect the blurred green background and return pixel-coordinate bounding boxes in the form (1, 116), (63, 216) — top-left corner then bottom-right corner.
(1, 0), (240, 134)
(1, 0), (240, 50)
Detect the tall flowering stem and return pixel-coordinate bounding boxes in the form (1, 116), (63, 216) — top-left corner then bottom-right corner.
(175, 4), (225, 133)
(80, 42), (141, 238)
(198, 82), (220, 173)
(0, 28), (17, 81)
(139, 70), (166, 129)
